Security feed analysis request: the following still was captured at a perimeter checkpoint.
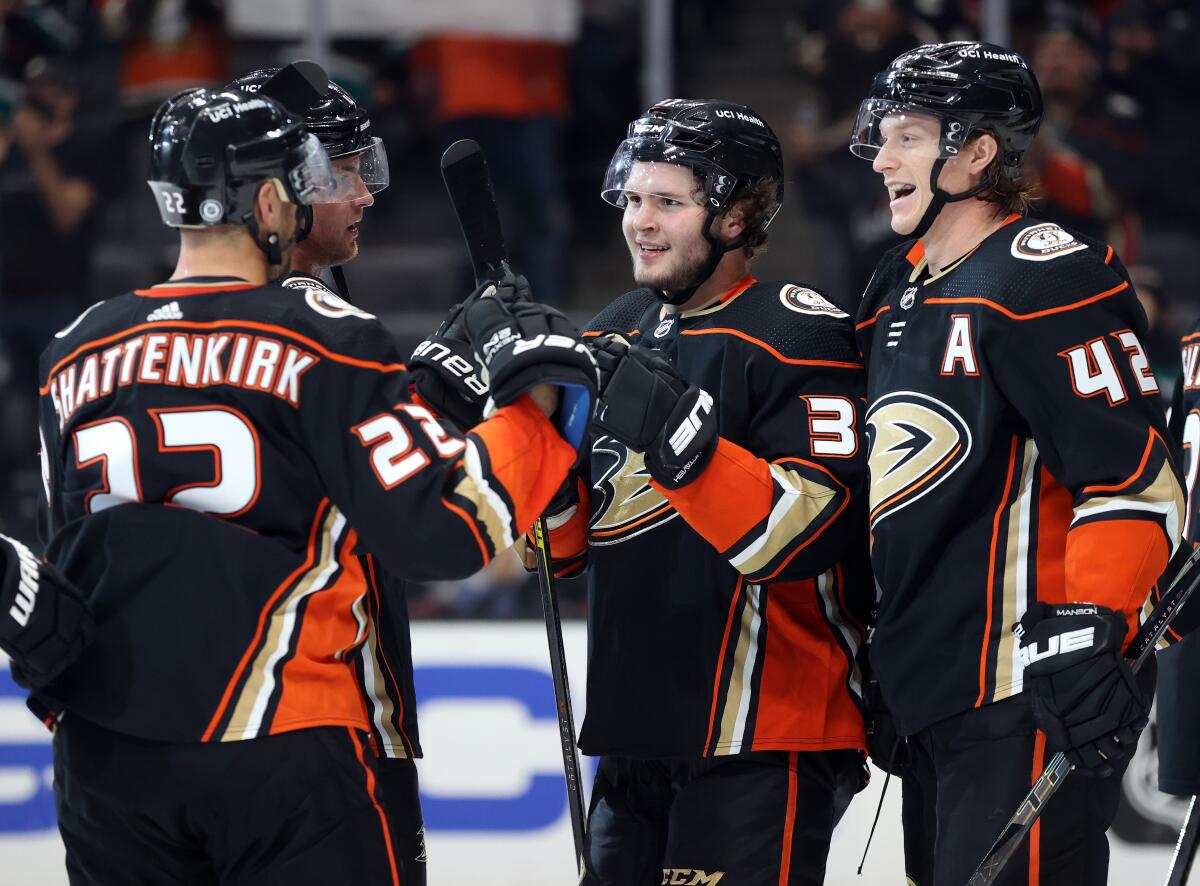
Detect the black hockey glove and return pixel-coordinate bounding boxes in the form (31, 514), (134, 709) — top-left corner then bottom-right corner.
(0, 534), (93, 689)
(590, 336), (718, 490)
(1018, 602), (1149, 776)
(463, 291), (597, 451)
(407, 271), (531, 429)
(409, 335), (489, 429)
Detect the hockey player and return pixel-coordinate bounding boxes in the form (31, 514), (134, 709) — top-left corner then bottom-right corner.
(33, 84), (596, 884)
(849, 42), (1183, 885)
(532, 99), (872, 885)
(0, 533), (91, 689)
(229, 62), (450, 884)
(1158, 322), (1200, 807)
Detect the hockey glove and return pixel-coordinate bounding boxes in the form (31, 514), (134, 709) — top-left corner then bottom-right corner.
(0, 534), (93, 689)
(408, 270), (531, 429)
(591, 336), (718, 489)
(463, 293), (597, 451)
(1018, 602), (1149, 776)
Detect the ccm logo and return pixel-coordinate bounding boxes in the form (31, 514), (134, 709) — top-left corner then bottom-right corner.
(1019, 627), (1095, 667)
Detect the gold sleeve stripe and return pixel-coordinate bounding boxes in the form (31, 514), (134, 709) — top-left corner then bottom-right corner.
(1071, 460), (1183, 554)
(728, 463), (838, 576)
(453, 439), (516, 554)
(358, 614), (409, 759)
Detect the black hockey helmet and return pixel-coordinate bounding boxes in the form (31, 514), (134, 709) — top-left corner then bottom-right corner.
(602, 98), (784, 216)
(231, 62), (389, 200)
(850, 41), (1042, 179)
(602, 99), (784, 305)
(147, 86), (336, 262)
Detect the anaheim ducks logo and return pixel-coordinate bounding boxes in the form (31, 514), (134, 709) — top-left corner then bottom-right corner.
(1010, 223), (1088, 262)
(589, 437), (677, 545)
(865, 392), (972, 527)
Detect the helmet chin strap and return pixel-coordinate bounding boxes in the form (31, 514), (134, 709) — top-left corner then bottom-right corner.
(244, 203), (311, 268)
(657, 209), (747, 307)
(910, 157), (991, 240)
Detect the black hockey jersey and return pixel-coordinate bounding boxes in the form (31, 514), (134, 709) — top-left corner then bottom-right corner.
(857, 216), (1183, 736)
(539, 277), (872, 758)
(33, 276), (575, 744)
(282, 270), (416, 758)
(1165, 318), (1200, 639)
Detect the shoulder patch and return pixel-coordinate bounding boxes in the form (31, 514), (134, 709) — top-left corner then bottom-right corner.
(778, 284), (849, 318)
(303, 286), (376, 320)
(1010, 223), (1088, 262)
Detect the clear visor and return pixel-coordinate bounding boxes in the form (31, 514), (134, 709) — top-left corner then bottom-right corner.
(848, 98), (974, 162)
(287, 133), (338, 204)
(600, 139), (711, 208)
(311, 137), (390, 203)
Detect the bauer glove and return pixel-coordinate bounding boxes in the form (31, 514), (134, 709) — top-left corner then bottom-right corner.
(1018, 601), (1149, 776)
(408, 269), (531, 429)
(463, 288), (597, 452)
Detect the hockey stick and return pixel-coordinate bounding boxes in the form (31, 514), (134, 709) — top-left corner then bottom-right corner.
(968, 542), (1200, 886)
(1167, 795), (1199, 886)
(439, 138), (588, 868)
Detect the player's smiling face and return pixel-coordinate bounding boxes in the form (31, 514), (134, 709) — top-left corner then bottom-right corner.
(620, 161), (711, 293)
(294, 154), (375, 271)
(872, 112), (944, 236)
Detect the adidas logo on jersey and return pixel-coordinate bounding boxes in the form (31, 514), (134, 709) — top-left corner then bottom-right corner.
(147, 301), (183, 322)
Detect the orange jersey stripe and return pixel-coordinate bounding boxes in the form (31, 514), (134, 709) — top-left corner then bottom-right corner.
(1035, 469), (1073, 605)
(470, 396), (576, 535)
(978, 437), (1021, 708)
(1082, 428), (1157, 495)
(202, 501), (327, 742)
(270, 530), (371, 733)
(703, 575), (744, 755)
(134, 282), (259, 298)
(856, 304), (891, 331)
(679, 327), (864, 369)
(924, 280), (1130, 322)
(43, 319), (406, 392)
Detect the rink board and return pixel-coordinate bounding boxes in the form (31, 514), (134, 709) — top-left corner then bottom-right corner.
(0, 622), (1181, 885)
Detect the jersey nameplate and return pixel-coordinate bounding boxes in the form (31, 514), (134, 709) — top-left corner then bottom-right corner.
(778, 285), (849, 318)
(1010, 223), (1088, 262)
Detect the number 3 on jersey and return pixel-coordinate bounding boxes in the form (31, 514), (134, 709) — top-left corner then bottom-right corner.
(802, 395), (858, 457)
(72, 407), (260, 516)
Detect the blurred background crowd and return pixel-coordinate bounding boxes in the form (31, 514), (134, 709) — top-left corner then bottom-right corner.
(0, 0), (1196, 617)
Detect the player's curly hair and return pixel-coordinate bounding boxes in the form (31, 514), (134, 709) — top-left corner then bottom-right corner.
(971, 130), (1036, 216)
(728, 177), (781, 259)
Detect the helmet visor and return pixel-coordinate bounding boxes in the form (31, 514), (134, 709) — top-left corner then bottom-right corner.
(849, 98), (975, 162)
(286, 132), (338, 204)
(601, 139), (716, 208)
(310, 136), (390, 203)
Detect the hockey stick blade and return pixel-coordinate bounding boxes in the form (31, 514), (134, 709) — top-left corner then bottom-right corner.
(968, 543), (1200, 886)
(1167, 795), (1200, 886)
(440, 139), (508, 283)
